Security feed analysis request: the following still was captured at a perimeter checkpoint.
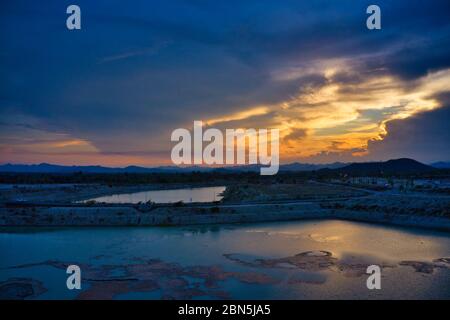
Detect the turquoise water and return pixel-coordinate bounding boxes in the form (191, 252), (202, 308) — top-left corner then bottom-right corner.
(1, 220), (449, 299)
(82, 186), (226, 204)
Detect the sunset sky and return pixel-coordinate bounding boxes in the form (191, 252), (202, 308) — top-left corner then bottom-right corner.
(1, 0), (449, 166)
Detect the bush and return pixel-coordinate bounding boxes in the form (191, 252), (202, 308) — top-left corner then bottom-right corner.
(210, 206), (220, 213)
(173, 201), (184, 207)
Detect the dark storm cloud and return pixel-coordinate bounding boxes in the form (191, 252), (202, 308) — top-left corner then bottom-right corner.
(364, 33), (450, 80)
(367, 92), (450, 163)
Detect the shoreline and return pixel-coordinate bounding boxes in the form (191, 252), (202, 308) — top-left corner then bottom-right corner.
(1, 201), (449, 232)
(0, 182), (228, 203)
(1, 182), (449, 232)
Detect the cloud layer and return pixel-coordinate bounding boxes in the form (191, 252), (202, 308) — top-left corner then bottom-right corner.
(1, 0), (449, 165)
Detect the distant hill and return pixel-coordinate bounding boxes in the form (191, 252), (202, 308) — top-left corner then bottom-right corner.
(0, 163), (168, 174)
(0, 159), (438, 175)
(279, 162), (347, 171)
(212, 162), (348, 173)
(0, 162), (348, 173)
(431, 161), (450, 169)
(328, 158), (436, 176)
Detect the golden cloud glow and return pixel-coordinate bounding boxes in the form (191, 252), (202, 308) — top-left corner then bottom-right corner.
(206, 61), (450, 163)
(206, 106), (270, 126)
(52, 139), (93, 149)
(3, 61), (449, 167)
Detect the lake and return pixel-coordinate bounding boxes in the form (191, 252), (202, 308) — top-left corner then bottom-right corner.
(82, 186), (226, 204)
(0, 220), (449, 299)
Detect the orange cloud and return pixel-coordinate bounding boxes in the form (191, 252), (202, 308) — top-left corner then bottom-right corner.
(204, 62), (450, 163)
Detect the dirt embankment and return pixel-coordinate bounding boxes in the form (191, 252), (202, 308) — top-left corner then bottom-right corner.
(0, 202), (328, 227)
(221, 183), (368, 202)
(1, 183), (450, 231)
(0, 183), (223, 203)
(1, 197), (450, 231)
(322, 194), (450, 218)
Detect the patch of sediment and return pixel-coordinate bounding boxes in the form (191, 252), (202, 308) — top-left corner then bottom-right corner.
(0, 278), (47, 300)
(3, 258), (277, 300)
(223, 251), (450, 276)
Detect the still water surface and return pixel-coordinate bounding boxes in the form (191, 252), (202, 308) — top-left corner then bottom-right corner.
(83, 186), (226, 204)
(1, 220), (449, 299)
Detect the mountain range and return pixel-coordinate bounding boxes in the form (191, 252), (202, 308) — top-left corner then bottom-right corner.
(0, 158), (441, 174)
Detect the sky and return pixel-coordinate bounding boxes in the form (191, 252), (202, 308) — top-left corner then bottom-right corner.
(1, 0), (449, 166)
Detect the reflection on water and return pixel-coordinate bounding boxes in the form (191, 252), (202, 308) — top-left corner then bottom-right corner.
(0, 220), (449, 299)
(83, 186), (226, 204)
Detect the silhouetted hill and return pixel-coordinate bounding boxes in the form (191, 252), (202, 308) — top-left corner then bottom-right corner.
(0, 162), (349, 173)
(329, 158), (436, 176)
(213, 163), (341, 173)
(431, 161), (450, 169)
(0, 163), (167, 173)
(279, 162), (347, 171)
(0, 163), (227, 173)
(0, 159), (437, 175)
